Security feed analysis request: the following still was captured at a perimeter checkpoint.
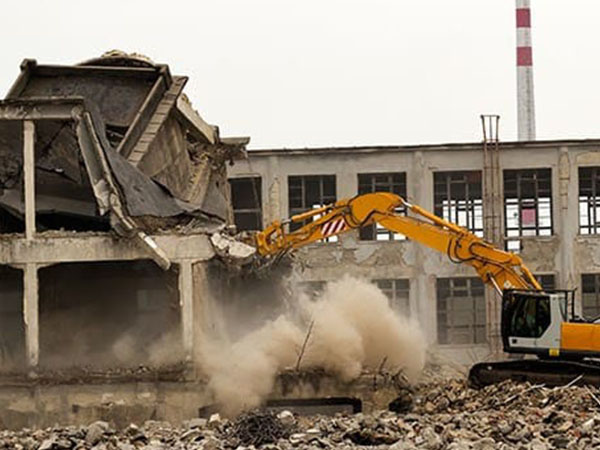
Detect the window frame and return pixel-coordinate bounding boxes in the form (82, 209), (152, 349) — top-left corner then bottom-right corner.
(578, 166), (600, 235)
(229, 176), (263, 232)
(433, 170), (483, 237)
(503, 168), (553, 251)
(373, 278), (410, 316)
(357, 172), (407, 241)
(436, 277), (486, 345)
(288, 175), (337, 240)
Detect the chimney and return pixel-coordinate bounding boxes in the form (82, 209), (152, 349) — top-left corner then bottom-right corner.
(516, 0), (536, 141)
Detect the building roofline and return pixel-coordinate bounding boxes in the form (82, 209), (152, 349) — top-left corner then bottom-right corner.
(245, 138), (600, 156)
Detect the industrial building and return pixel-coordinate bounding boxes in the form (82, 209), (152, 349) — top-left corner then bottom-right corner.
(228, 135), (600, 361)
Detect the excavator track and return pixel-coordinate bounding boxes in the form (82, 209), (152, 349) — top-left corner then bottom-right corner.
(469, 359), (600, 388)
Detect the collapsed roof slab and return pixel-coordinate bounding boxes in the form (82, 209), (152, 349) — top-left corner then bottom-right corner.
(3, 58), (246, 226)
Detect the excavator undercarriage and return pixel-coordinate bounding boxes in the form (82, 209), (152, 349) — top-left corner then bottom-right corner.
(469, 358), (600, 388)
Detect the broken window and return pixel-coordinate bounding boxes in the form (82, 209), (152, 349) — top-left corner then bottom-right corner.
(0, 265), (25, 370)
(581, 274), (600, 319)
(358, 173), (407, 241)
(229, 177), (263, 231)
(39, 260), (182, 369)
(436, 277), (486, 345)
(288, 175), (337, 241)
(504, 169), (552, 252)
(578, 167), (600, 234)
(434, 171), (483, 237)
(374, 279), (410, 316)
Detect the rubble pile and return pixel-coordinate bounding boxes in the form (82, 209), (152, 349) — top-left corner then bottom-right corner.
(224, 411), (295, 447)
(2, 378), (600, 449)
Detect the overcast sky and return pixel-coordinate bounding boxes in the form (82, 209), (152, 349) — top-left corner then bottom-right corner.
(1, 0), (599, 149)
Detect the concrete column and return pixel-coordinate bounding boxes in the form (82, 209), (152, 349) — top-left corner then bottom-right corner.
(267, 156), (283, 222)
(336, 170), (357, 199)
(559, 148), (578, 292)
(178, 261), (194, 362)
(23, 263), (39, 367)
(482, 136), (503, 354)
(410, 151), (436, 343)
(23, 120), (36, 240)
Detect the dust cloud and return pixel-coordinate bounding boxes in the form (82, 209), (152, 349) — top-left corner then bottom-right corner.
(200, 275), (426, 416)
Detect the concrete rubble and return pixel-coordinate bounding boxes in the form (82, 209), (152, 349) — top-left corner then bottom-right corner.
(3, 375), (600, 449)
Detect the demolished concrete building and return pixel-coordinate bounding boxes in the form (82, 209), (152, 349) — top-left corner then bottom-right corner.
(0, 52), (248, 377)
(0, 54), (432, 428)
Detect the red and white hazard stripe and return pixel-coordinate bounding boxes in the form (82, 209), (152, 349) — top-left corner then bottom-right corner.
(321, 218), (346, 237)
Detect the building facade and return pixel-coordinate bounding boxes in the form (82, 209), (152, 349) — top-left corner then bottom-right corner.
(229, 140), (600, 362)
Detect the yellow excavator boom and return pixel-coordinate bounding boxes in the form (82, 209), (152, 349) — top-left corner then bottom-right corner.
(254, 192), (541, 293)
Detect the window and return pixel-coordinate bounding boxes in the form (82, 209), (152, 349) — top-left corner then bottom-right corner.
(229, 177), (262, 231)
(374, 279), (410, 316)
(358, 173), (407, 241)
(582, 274), (600, 319)
(434, 171), (483, 236)
(288, 175), (336, 239)
(535, 274), (555, 291)
(579, 167), (600, 234)
(504, 169), (552, 252)
(436, 277), (486, 345)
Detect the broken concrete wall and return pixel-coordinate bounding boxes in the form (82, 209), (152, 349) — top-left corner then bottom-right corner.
(0, 370), (400, 430)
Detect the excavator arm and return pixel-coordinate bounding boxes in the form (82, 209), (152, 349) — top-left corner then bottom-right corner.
(251, 192), (600, 389)
(254, 192), (541, 293)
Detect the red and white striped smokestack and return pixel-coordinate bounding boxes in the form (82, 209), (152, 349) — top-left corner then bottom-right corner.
(516, 0), (536, 140)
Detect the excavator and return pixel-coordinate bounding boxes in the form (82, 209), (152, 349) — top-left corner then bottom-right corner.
(245, 192), (600, 387)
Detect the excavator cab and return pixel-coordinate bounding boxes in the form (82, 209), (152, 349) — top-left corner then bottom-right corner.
(471, 290), (600, 387)
(501, 290), (574, 357)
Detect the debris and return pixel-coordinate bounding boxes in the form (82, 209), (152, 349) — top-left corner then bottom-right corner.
(295, 319), (314, 370)
(85, 420), (111, 445)
(208, 413), (222, 428)
(210, 231), (256, 265)
(276, 410), (295, 427)
(0, 377), (599, 449)
(186, 418), (208, 429)
(224, 410), (293, 447)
